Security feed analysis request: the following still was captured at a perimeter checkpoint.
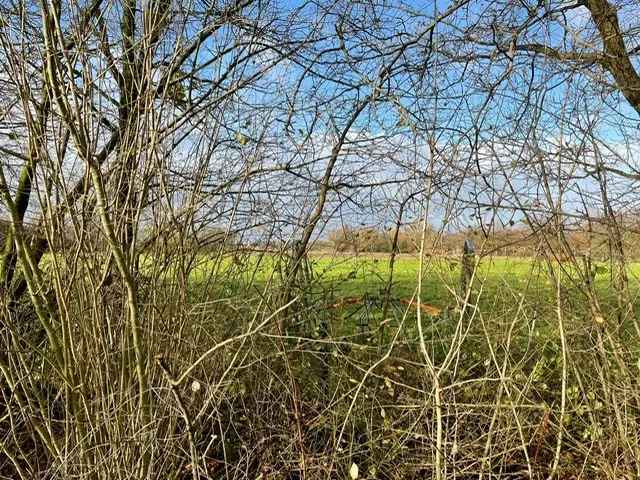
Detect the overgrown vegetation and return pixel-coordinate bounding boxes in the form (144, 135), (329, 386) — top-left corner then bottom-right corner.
(3, 0), (640, 478)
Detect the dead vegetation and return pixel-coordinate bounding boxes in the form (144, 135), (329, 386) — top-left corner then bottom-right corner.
(2, 0), (640, 478)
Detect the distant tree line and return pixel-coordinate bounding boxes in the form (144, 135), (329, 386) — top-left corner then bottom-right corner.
(323, 216), (640, 259)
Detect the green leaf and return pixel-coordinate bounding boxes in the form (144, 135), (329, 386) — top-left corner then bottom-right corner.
(594, 264), (608, 275)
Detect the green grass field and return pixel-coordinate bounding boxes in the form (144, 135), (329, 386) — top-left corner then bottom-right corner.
(160, 252), (640, 353)
(179, 252), (640, 315)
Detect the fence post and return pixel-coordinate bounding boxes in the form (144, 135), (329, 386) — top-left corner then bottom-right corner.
(460, 238), (475, 316)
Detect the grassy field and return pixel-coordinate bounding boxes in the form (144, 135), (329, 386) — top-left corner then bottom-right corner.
(164, 251), (640, 359)
(180, 252), (640, 317)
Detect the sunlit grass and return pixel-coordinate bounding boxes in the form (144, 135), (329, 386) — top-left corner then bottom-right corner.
(155, 252), (640, 329)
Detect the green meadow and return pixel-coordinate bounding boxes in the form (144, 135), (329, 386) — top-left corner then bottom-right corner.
(178, 253), (640, 308)
(136, 250), (640, 400)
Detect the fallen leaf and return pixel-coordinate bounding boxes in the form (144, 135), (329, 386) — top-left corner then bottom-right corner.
(401, 299), (442, 316)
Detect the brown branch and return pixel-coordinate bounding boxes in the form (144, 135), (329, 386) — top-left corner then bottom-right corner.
(584, 0), (640, 115)
(513, 43), (603, 64)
